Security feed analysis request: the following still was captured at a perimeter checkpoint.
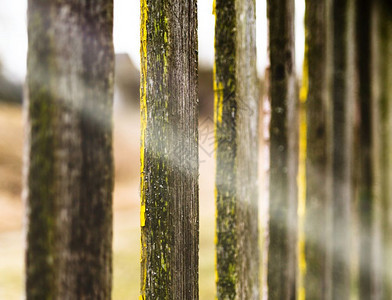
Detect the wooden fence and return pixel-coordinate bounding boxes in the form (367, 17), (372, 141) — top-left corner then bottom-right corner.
(24, 0), (392, 299)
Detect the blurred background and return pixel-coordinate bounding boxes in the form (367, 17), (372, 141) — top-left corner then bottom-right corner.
(0, 0), (305, 298)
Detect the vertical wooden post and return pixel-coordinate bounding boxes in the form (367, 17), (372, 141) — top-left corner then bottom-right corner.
(267, 0), (298, 299)
(304, 0), (332, 298)
(140, 1), (199, 299)
(25, 0), (114, 299)
(213, 0), (260, 298)
(379, 1), (392, 297)
(331, 0), (354, 298)
(355, 1), (380, 298)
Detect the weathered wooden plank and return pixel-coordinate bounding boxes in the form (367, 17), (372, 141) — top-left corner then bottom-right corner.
(25, 1), (114, 298)
(139, 1), (199, 299)
(304, 0), (332, 298)
(267, 0), (298, 299)
(214, 0), (260, 298)
(331, 0), (354, 298)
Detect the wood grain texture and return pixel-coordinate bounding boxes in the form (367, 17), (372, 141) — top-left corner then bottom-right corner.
(214, 0), (259, 299)
(139, 1), (199, 299)
(267, 0), (298, 299)
(25, 0), (114, 299)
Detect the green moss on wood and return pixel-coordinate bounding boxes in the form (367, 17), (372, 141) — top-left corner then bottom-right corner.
(214, 0), (259, 299)
(140, 1), (199, 299)
(214, 1), (238, 299)
(25, 2), (57, 298)
(26, 1), (114, 299)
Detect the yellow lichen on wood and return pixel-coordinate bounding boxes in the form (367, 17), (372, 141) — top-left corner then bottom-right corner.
(140, 204), (146, 227)
(297, 104), (307, 300)
(139, 0), (148, 298)
(140, 0), (148, 198)
(297, 36), (309, 300)
(215, 81), (224, 124)
(213, 54), (220, 297)
(139, 1), (199, 298)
